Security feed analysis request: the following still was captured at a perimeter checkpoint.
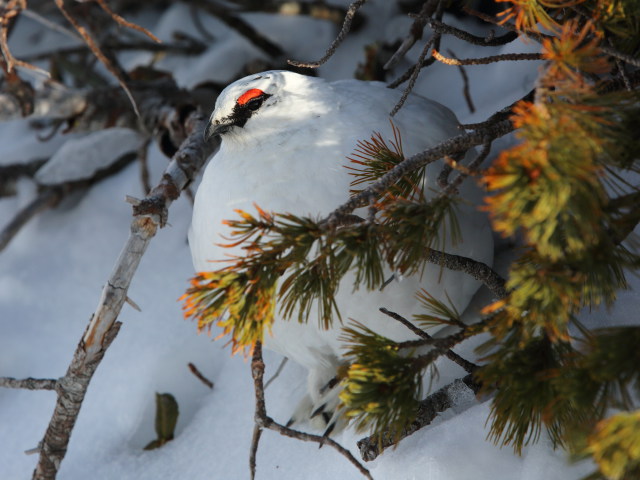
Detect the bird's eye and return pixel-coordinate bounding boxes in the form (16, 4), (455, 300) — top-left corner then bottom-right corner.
(246, 97), (264, 111)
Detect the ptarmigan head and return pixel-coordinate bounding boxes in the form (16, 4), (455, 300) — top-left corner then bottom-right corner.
(204, 71), (332, 144)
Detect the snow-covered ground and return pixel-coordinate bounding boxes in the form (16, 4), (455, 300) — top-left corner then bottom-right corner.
(1, 2), (635, 479)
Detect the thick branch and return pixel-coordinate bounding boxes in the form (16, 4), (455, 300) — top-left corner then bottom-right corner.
(425, 248), (507, 299)
(32, 112), (217, 480)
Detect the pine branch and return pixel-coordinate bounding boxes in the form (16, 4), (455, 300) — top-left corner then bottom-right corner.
(379, 308), (478, 373)
(249, 342), (373, 480)
(323, 119), (515, 226)
(357, 373), (481, 461)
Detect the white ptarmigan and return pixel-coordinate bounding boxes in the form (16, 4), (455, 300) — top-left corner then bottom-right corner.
(189, 70), (493, 430)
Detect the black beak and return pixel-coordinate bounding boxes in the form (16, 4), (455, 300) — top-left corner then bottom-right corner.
(203, 121), (233, 142)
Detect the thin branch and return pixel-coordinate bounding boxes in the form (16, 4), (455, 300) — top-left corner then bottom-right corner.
(0, 376), (58, 391)
(288, 0), (368, 68)
(250, 342), (373, 480)
(188, 362), (214, 389)
(460, 88), (535, 130)
(441, 138), (492, 195)
(193, 0), (284, 58)
(379, 308), (478, 374)
(23, 38), (206, 62)
(425, 17), (519, 47)
(95, 0), (160, 43)
(0, 0), (49, 76)
(264, 356), (288, 390)
(447, 49), (475, 113)
(53, 0), (140, 116)
(357, 373), (482, 461)
(600, 43), (640, 69)
(20, 8), (82, 42)
(390, 37), (434, 116)
(432, 49), (543, 66)
(386, 1), (444, 90)
(0, 188), (63, 253)
(384, 0), (439, 70)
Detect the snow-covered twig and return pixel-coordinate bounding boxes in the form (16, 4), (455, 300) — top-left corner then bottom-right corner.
(32, 112), (217, 480)
(250, 342), (373, 480)
(357, 373), (482, 461)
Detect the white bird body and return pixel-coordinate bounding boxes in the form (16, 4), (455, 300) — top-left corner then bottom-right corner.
(189, 70), (493, 426)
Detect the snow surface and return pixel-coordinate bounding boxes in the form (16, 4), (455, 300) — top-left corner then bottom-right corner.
(0, 1), (636, 479)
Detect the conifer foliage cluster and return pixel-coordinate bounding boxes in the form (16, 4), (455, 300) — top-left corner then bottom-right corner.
(183, 1), (640, 477)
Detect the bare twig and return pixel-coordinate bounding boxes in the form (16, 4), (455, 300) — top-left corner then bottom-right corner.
(390, 37), (434, 116)
(0, 376), (57, 391)
(250, 342), (373, 480)
(599, 44), (640, 68)
(0, 0), (50, 76)
(32, 112), (217, 480)
(288, 0), (368, 68)
(425, 17), (519, 47)
(441, 138), (492, 196)
(192, 0), (284, 58)
(460, 88), (535, 130)
(95, 0), (160, 43)
(357, 373), (482, 461)
(20, 8), (81, 41)
(446, 49), (475, 113)
(188, 362), (214, 389)
(53, 0), (140, 116)
(432, 49), (543, 66)
(379, 308), (478, 373)
(264, 356), (288, 390)
(138, 138), (152, 195)
(384, 0), (439, 70)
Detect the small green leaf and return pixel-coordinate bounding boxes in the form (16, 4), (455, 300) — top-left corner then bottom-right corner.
(144, 392), (179, 450)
